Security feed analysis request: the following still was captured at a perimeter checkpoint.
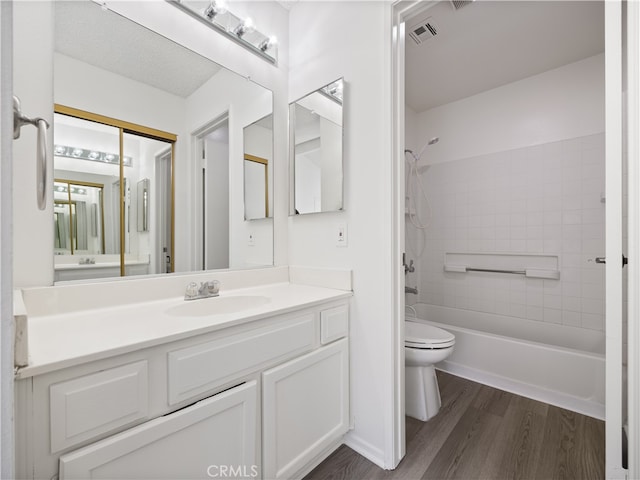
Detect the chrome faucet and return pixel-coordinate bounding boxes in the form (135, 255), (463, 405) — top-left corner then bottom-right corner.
(184, 280), (220, 301)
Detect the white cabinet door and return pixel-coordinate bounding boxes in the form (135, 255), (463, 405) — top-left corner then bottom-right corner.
(263, 339), (349, 479)
(59, 381), (258, 480)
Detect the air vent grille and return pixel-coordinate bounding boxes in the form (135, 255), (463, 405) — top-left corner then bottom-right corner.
(408, 17), (440, 45)
(450, 0), (474, 10)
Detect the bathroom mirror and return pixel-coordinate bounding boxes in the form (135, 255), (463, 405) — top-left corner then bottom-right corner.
(290, 78), (344, 215)
(52, 1), (274, 282)
(243, 114), (273, 220)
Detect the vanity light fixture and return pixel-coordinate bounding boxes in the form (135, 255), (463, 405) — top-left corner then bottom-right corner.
(167, 0), (278, 64)
(54, 144), (133, 167)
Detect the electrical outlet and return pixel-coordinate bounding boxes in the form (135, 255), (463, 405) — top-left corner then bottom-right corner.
(336, 223), (348, 247)
(248, 233), (255, 246)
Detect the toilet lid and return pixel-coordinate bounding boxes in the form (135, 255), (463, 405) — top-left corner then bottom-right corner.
(405, 321), (455, 348)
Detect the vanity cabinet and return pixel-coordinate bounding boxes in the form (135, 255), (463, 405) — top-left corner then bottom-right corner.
(15, 300), (350, 480)
(263, 339), (349, 479)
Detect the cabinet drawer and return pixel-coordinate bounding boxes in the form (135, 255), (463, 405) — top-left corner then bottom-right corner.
(59, 381), (257, 480)
(320, 304), (349, 344)
(50, 361), (148, 453)
(168, 314), (315, 405)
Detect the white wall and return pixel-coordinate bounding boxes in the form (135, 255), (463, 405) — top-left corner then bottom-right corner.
(185, 67), (273, 269)
(406, 54), (606, 333)
(289, 1), (395, 467)
(415, 134), (606, 331)
(13, 1), (54, 287)
(414, 54), (605, 166)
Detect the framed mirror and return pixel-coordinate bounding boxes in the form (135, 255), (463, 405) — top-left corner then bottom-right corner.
(52, 1), (274, 282)
(290, 78), (344, 215)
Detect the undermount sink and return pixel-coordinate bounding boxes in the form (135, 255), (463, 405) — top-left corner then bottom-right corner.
(165, 295), (271, 317)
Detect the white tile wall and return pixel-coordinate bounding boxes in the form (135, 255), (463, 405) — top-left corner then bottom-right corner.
(406, 133), (606, 331)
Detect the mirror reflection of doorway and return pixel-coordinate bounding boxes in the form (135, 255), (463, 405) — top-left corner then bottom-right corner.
(194, 115), (230, 271)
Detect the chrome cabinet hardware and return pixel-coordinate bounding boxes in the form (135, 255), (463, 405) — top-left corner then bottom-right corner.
(13, 95), (49, 210)
(593, 255), (628, 267)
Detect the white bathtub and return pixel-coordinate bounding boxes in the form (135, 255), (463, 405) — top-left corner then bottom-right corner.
(408, 304), (605, 419)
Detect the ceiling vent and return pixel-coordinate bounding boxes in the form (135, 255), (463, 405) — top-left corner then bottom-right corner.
(408, 17), (440, 45)
(450, 0), (474, 10)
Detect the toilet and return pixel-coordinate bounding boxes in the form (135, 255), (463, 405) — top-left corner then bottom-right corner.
(405, 320), (455, 421)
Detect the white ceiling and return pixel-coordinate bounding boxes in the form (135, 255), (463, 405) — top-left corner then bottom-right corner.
(405, 0), (604, 113)
(54, 1), (222, 98)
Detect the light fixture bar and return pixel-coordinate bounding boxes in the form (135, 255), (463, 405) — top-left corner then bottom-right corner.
(167, 0), (277, 65)
(54, 144), (133, 167)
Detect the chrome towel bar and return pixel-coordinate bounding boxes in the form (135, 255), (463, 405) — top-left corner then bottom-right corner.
(466, 267), (526, 275)
(444, 264), (560, 279)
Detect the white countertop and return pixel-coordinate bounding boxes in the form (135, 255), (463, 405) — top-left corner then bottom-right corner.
(17, 282), (351, 379)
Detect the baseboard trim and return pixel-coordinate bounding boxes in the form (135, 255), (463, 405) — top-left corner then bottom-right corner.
(343, 432), (387, 470)
(290, 438), (344, 480)
(439, 361), (605, 420)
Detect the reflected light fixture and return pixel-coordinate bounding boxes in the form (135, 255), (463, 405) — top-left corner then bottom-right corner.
(320, 79), (344, 105)
(54, 144), (133, 167)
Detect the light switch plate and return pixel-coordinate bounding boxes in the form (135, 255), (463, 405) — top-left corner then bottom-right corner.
(248, 232), (255, 246)
(336, 223), (348, 247)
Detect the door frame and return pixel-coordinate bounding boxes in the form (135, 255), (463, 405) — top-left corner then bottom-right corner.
(389, 0), (439, 467)
(605, 1), (627, 478)
(624, 0), (639, 477)
(390, 0), (628, 475)
(0, 1), (14, 477)
(154, 147), (172, 274)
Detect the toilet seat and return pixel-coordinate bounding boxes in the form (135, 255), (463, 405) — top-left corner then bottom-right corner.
(405, 321), (455, 349)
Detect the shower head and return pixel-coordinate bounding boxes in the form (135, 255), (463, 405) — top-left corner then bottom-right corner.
(415, 136), (439, 161)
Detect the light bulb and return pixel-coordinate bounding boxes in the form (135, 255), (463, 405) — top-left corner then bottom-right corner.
(234, 17), (255, 37)
(258, 35), (277, 52)
(204, 0), (227, 20)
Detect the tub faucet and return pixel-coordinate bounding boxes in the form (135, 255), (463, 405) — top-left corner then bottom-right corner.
(184, 280), (220, 301)
(405, 286), (418, 295)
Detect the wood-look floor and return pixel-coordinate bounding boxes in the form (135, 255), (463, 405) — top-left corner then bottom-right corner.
(304, 372), (605, 480)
